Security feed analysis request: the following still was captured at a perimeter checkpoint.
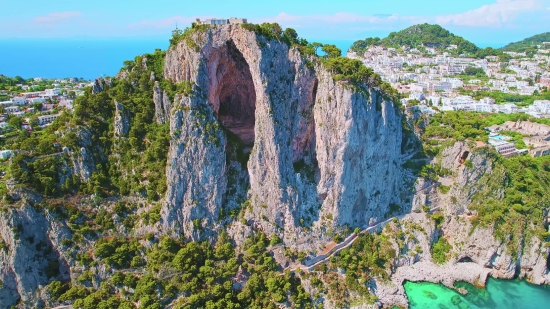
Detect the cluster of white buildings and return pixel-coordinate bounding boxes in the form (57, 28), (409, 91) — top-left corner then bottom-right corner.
(0, 79), (84, 130)
(403, 93), (522, 114)
(348, 44), (550, 100)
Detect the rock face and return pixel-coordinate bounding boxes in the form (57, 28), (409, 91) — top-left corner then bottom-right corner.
(0, 205), (70, 309)
(114, 100), (130, 137)
(160, 25), (405, 242)
(69, 128), (96, 181)
(92, 78), (106, 94)
(370, 140), (550, 307)
(153, 81), (171, 124)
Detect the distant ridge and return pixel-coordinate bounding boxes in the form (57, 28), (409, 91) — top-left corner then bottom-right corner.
(501, 32), (550, 53)
(351, 24), (478, 54)
(350, 23), (513, 60)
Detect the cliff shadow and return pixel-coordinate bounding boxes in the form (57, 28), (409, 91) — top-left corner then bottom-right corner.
(203, 39), (257, 222)
(208, 40), (256, 146)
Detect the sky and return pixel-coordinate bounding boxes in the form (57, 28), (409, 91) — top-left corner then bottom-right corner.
(1, 0), (549, 46)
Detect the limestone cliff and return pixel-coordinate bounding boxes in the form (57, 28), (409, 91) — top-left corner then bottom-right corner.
(159, 25), (406, 244)
(371, 141), (550, 307)
(0, 204), (70, 308)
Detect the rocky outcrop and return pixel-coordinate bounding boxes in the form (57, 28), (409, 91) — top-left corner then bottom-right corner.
(92, 78), (105, 94)
(367, 141), (550, 307)
(70, 128), (96, 181)
(153, 81), (171, 124)
(114, 100), (130, 137)
(0, 205), (70, 309)
(160, 24), (405, 242)
(162, 93), (227, 239)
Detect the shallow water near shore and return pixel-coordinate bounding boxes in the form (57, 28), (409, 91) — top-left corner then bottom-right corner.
(405, 277), (550, 309)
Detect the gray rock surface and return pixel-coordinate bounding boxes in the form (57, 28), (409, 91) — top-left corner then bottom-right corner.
(0, 205), (70, 309)
(70, 128), (96, 181)
(113, 100), (130, 137)
(161, 24), (405, 242)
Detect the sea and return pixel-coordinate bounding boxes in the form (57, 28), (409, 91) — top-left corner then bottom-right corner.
(0, 38), (359, 80)
(0, 38), (505, 81)
(405, 277), (550, 309)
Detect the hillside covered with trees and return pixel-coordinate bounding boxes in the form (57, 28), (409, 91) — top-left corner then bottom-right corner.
(501, 32), (550, 54)
(350, 23), (509, 60)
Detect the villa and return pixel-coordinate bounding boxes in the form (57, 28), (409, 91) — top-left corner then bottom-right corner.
(196, 17), (247, 25)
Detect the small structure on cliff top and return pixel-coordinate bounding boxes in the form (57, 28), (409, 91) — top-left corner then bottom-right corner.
(196, 17), (247, 25)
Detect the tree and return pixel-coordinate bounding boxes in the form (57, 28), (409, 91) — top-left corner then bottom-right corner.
(312, 42), (323, 55)
(13, 76), (25, 84)
(31, 102), (43, 111)
(29, 116), (39, 129)
(7, 116), (23, 129)
(283, 28), (298, 45)
(321, 44), (342, 58)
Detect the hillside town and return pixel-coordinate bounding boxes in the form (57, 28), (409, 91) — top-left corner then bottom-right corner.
(0, 77), (91, 131)
(348, 44), (550, 118)
(348, 42), (550, 158)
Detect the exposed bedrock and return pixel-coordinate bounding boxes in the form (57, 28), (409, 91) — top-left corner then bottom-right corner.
(161, 25), (405, 243)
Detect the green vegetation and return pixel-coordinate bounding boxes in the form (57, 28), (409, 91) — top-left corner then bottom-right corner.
(459, 89), (550, 107)
(421, 110), (550, 258)
(6, 49), (171, 200)
(498, 131), (527, 149)
(351, 24), (510, 60)
(334, 232), (396, 280)
(501, 32), (550, 54)
(352, 23), (474, 52)
(48, 231), (314, 309)
(169, 24), (210, 49)
(431, 236), (451, 264)
(315, 231), (393, 307)
(463, 67), (486, 78)
(319, 45), (398, 98)
(421, 111), (534, 157)
(468, 155), (550, 257)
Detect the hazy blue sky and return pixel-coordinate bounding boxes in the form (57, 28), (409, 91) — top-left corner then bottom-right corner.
(1, 0), (549, 45)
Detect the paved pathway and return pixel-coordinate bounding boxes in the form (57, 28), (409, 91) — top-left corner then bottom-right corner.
(286, 216), (401, 272)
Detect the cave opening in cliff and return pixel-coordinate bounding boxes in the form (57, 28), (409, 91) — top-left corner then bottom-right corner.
(459, 151), (470, 164)
(213, 40), (256, 146)
(457, 256), (473, 263)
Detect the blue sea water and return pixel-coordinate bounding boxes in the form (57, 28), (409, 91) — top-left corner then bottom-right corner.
(0, 38), (356, 81)
(405, 278), (550, 309)
(0, 38), (169, 80)
(0, 38), (502, 81)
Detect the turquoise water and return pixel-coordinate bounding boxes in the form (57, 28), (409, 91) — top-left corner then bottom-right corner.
(405, 278), (550, 309)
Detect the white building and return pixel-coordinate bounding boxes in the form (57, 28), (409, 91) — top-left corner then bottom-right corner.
(489, 139), (517, 157)
(0, 150), (12, 159)
(499, 103), (518, 114)
(38, 114), (61, 125)
(5, 106), (20, 114)
(44, 88), (61, 96)
(10, 97), (26, 105)
(197, 17), (247, 25)
(479, 97), (496, 105)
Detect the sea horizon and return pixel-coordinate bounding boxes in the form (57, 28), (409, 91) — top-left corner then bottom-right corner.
(0, 38), (508, 81)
